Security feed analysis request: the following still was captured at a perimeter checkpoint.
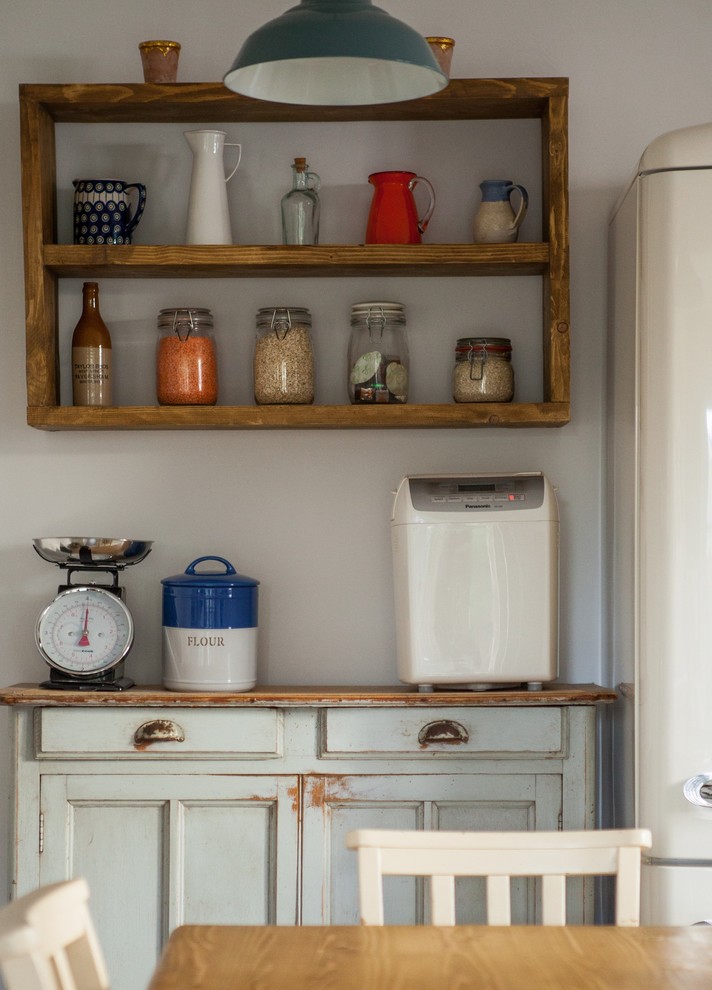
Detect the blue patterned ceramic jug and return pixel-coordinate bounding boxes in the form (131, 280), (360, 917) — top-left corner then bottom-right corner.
(73, 178), (146, 244)
(473, 179), (528, 244)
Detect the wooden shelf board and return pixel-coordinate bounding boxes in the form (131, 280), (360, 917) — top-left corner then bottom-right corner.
(0, 682), (616, 707)
(43, 243), (550, 278)
(27, 402), (571, 431)
(21, 78), (569, 124)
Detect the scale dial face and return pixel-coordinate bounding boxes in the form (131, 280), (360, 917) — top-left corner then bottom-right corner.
(36, 586), (134, 676)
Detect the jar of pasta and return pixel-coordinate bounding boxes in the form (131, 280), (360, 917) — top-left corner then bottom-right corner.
(452, 337), (514, 402)
(156, 308), (218, 405)
(254, 307), (314, 404)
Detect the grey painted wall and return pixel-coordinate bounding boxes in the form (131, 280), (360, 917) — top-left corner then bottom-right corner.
(1, 0), (710, 899)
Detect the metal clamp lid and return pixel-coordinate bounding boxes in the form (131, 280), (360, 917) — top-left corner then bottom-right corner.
(351, 302), (405, 322)
(256, 307), (312, 339)
(455, 336), (512, 352)
(158, 308), (213, 341)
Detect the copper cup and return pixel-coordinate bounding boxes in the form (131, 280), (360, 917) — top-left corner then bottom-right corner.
(425, 37), (455, 77)
(139, 40), (181, 83)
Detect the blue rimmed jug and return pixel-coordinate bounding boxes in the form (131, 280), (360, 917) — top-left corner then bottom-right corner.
(473, 179), (528, 244)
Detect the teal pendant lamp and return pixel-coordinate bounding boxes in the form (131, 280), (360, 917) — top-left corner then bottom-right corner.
(224, 0), (447, 106)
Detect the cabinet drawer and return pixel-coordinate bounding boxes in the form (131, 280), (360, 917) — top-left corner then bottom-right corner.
(35, 707), (282, 759)
(320, 707), (564, 759)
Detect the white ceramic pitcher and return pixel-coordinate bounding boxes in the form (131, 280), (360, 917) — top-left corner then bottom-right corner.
(184, 130), (242, 244)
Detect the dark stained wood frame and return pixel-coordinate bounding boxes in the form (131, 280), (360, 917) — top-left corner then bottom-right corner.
(20, 79), (569, 431)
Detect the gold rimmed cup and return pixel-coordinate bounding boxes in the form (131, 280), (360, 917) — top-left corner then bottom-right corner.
(425, 37), (455, 77)
(139, 40), (181, 83)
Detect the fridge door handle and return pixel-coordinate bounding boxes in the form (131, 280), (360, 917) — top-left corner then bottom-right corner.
(683, 774), (712, 807)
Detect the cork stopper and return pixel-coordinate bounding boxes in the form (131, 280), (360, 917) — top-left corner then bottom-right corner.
(293, 157), (307, 172)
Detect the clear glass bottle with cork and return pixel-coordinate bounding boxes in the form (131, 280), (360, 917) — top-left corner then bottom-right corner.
(281, 157), (320, 245)
(71, 281), (112, 406)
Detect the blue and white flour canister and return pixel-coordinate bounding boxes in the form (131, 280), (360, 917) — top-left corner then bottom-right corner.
(161, 556), (259, 691)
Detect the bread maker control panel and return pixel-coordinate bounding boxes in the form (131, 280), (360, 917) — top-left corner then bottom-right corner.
(407, 474), (546, 513)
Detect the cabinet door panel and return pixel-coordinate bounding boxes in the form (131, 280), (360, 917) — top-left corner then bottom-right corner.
(40, 775), (299, 990)
(301, 773), (561, 926)
(178, 801), (277, 922)
(40, 777), (165, 990)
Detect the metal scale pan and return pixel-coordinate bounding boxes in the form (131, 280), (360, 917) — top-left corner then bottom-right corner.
(33, 537), (153, 569)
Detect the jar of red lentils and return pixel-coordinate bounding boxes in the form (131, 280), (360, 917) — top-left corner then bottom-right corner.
(156, 308), (218, 405)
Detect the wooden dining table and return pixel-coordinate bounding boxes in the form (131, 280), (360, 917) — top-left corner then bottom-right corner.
(146, 923), (712, 990)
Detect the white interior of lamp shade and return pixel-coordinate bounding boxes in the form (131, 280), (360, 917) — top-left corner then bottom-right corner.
(224, 56), (446, 106)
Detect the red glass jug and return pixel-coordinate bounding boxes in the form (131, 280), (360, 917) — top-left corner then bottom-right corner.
(365, 170), (436, 244)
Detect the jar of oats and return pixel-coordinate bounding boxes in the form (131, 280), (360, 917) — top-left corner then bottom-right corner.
(452, 337), (514, 402)
(156, 308), (218, 405)
(254, 307), (314, 404)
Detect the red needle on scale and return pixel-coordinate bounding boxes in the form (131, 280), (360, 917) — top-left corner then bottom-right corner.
(78, 607), (90, 647)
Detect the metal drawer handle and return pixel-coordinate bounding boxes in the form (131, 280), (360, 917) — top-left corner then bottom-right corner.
(683, 774), (712, 807)
(134, 720), (186, 745)
(418, 720), (469, 746)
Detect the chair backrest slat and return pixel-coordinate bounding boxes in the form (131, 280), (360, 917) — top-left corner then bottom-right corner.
(485, 876), (512, 926)
(346, 828), (653, 927)
(429, 876), (456, 925)
(541, 874), (567, 925)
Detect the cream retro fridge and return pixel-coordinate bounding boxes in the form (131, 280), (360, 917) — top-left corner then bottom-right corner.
(608, 122), (712, 924)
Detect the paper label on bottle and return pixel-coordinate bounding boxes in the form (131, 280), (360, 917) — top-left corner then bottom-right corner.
(72, 346), (112, 406)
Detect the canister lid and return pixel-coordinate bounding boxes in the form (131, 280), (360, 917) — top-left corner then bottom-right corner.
(351, 302), (406, 331)
(158, 308), (214, 339)
(351, 301), (405, 317)
(161, 556), (259, 589)
(256, 307), (311, 330)
(456, 336), (511, 351)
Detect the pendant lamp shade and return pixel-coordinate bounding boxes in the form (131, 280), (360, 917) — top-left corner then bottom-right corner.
(223, 0), (447, 106)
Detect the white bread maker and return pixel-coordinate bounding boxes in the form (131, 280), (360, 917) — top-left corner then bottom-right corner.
(391, 472), (559, 691)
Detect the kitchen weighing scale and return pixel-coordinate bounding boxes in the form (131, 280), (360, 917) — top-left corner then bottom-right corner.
(33, 537), (153, 691)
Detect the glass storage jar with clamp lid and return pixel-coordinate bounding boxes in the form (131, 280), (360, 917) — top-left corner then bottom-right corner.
(156, 307), (218, 405)
(452, 336), (514, 402)
(254, 306), (314, 404)
(348, 301), (409, 403)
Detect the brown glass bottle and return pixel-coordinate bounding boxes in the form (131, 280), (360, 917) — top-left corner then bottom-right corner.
(72, 282), (112, 406)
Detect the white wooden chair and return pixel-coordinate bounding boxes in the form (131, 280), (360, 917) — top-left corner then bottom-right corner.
(0, 878), (110, 990)
(345, 828), (653, 927)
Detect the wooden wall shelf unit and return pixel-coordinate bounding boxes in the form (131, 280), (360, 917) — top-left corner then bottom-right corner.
(20, 78), (570, 432)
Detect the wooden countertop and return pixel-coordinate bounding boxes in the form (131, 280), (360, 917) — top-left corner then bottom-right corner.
(0, 683), (616, 707)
